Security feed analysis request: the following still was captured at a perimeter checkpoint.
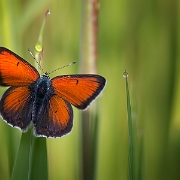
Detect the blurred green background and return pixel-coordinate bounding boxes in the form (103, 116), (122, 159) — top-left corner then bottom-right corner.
(0, 0), (180, 179)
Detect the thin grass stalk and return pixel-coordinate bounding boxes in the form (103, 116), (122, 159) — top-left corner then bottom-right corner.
(123, 71), (134, 180)
(79, 0), (99, 179)
(11, 10), (50, 180)
(29, 10), (50, 180)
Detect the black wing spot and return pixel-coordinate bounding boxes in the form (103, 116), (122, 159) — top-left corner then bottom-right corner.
(76, 79), (79, 85)
(17, 62), (20, 66)
(55, 110), (57, 113)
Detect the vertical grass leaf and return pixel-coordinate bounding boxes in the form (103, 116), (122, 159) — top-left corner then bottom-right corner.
(123, 70), (134, 180)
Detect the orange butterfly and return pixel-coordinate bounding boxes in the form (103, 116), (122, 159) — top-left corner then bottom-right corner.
(0, 47), (106, 138)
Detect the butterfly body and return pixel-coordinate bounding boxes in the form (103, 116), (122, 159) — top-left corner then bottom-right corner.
(0, 47), (106, 138)
(30, 74), (53, 123)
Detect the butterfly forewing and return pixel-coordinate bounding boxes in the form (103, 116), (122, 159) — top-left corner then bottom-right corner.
(51, 74), (106, 109)
(0, 47), (39, 86)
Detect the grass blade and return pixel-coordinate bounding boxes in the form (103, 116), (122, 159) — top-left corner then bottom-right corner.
(29, 137), (48, 180)
(11, 130), (33, 180)
(123, 70), (134, 180)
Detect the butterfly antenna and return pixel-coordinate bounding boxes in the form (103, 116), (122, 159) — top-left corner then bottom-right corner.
(47, 62), (76, 75)
(27, 48), (45, 74)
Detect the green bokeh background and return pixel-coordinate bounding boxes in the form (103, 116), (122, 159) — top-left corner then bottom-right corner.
(0, 0), (180, 179)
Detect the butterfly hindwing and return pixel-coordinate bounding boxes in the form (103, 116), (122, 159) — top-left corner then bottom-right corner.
(34, 94), (73, 137)
(51, 74), (106, 109)
(0, 47), (39, 86)
(0, 86), (33, 130)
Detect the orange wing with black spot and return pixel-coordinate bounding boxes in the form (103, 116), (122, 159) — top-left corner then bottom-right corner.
(0, 86), (33, 130)
(34, 95), (73, 137)
(51, 74), (106, 109)
(0, 47), (39, 86)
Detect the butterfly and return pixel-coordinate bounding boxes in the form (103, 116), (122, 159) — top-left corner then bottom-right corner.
(0, 47), (106, 138)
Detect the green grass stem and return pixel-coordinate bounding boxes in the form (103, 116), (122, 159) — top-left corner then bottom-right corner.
(11, 10), (49, 180)
(123, 70), (134, 180)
